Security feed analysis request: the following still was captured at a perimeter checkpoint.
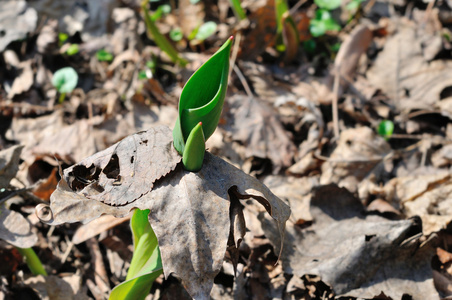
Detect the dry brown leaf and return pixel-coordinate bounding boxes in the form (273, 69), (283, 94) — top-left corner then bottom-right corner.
(320, 127), (391, 193)
(366, 19), (452, 113)
(72, 214), (131, 245)
(262, 184), (439, 299)
(23, 274), (89, 300)
(334, 24), (373, 94)
(38, 125), (290, 299)
(0, 206), (37, 248)
(8, 60), (34, 99)
(0, 145), (23, 188)
(224, 94), (296, 173)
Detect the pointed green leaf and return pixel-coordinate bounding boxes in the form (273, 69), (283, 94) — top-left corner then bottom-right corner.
(173, 37), (232, 155)
(182, 122), (205, 172)
(127, 209), (159, 280)
(109, 208), (162, 300)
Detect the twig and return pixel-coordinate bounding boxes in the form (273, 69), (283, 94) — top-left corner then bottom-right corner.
(233, 64), (254, 98)
(332, 68), (340, 139)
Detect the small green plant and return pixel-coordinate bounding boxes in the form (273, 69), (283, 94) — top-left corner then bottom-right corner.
(169, 28), (183, 42)
(96, 49), (114, 62)
(58, 32), (69, 47)
(65, 44), (79, 56)
(51, 67), (78, 103)
(173, 37), (232, 171)
(309, 7), (341, 37)
(194, 21), (217, 42)
(141, 0), (187, 66)
(378, 120), (394, 140)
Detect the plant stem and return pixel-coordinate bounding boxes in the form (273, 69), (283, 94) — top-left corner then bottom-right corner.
(229, 0), (247, 20)
(58, 92), (66, 103)
(16, 247), (47, 276)
(141, 0), (187, 66)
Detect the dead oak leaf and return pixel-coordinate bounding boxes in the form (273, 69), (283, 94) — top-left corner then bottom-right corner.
(38, 125), (291, 299)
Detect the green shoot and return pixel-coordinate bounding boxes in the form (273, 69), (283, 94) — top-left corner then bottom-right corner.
(378, 120), (394, 140)
(109, 209), (162, 300)
(16, 247), (47, 276)
(141, 0), (187, 66)
(173, 37), (232, 163)
(182, 122), (205, 172)
(58, 32), (68, 46)
(314, 0), (341, 10)
(229, 0), (247, 20)
(309, 9), (341, 37)
(96, 49), (114, 62)
(173, 37), (232, 171)
(274, 0), (299, 62)
(66, 44), (79, 56)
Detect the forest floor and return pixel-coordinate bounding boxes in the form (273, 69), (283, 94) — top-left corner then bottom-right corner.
(1, 0), (452, 299)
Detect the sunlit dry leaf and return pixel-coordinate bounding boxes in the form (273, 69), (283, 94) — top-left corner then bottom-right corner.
(320, 127), (391, 193)
(262, 184), (439, 299)
(72, 214), (131, 245)
(366, 19), (452, 113)
(40, 125), (290, 299)
(23, 274), (89, 300)
(0, 145), (23, 188)
(0, 206), (37, 248)
(224, 94), (296, 173)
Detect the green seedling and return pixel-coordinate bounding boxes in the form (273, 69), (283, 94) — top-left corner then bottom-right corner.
(151, 4), (171, 21)
(58, 32), (69, 47)
(96, 49), (114, 62)
(66, 44), (79, 56)
(314, 0), (341, 10)
(194, 21), (217, 42)
(51, 67), (78, 103)
(275, 0), (299, 62)
(229, 0), (247, 20)
(17, 247), (48, 276)
(310, 9), (341, 37)
(169, 28), (183, 42)
(173, 37), (232, 171)
(378, 120), (394, 140)
(141, 0), (187, 66)
(110, 209), (162, 300)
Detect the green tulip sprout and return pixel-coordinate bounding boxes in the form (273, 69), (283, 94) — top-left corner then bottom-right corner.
(173, 37), (232, 171)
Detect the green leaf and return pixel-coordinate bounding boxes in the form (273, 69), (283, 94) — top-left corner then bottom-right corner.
(66, 44), (79, 56)
(109, 209), (163, 300)
(173, 37), (232, 155)
(309, 9), (341, 37)
(182, 122), (205, 172)
(314, 0), (341, 10)
(229, 0), (247, 20)
(151, 4), (171, 21)
(127, 209), (159, 279)
(346, 0), (365, 11)
(58, 32), (68, 45)
(378, 120), (394, 139)
(96, 49), (113, 62)
(169, 28), (183, 42)
(51, 67), (78, 94)
(194, 21), (217, 41)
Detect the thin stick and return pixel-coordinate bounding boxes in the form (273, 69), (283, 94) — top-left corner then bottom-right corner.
(233, 65), (254, 98)
(332, 69), (340, 139)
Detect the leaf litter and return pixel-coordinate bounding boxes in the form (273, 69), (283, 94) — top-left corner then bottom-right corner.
(2, 0), (452, 299)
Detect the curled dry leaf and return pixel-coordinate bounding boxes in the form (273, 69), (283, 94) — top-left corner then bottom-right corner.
(38, 125), (290, 299)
